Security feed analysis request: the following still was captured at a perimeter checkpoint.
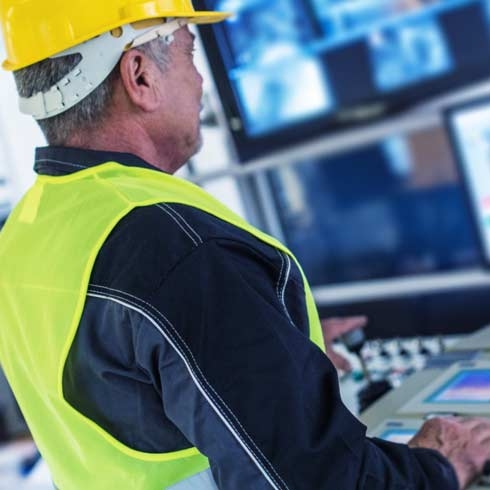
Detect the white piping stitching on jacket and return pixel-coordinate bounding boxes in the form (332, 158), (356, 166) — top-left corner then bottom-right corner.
(34, 159), (87, 169)
(275, 250), (284, 303)
(89, 284), (289, 490)
(90, 285), (289, 489)
(159, 204), (203, 244)
(275, 251), (294, 326)
(156, 205), (199, 247)
(280, 254), (295, 326)
(87, 290), (285, 490)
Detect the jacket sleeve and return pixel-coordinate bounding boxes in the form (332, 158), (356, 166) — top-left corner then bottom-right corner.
(138, 238), (458, 490)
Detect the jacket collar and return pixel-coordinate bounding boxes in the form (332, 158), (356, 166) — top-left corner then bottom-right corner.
(34, 146), (160, 176)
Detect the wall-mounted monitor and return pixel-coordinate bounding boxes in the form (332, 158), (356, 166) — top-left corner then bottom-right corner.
(196, 0), (490, 161)
(447, 96), (490, 267)
(266, 125), (480, 287)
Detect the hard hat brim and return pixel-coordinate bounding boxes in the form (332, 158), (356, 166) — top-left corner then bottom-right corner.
(3, 11), (231, 71)
(188, 12), (232, 24)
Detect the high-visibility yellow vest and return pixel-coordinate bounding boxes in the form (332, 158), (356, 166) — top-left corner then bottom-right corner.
(0, 163), (324, 490)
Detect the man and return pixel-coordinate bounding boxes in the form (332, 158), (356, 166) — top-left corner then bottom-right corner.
(0, 1), (489, 489)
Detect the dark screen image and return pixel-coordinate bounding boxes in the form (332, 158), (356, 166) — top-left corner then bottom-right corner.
(369, 15), (452, 92)
(267, 126), (480, 286)
(311, 0), (454, 91)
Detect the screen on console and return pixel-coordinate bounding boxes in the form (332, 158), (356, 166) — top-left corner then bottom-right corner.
(448, 98), (490, 265)
(426, 370), (490, 403)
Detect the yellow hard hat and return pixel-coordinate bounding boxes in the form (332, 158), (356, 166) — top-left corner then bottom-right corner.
(1, 0), (229, 71)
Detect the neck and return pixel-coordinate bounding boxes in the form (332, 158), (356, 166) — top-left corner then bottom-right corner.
(65, 118), (187, 174)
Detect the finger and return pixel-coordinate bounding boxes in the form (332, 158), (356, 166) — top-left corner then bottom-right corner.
(326, 349), (352, 372)
(322, 316), (368, 341)
(321, 317), (342, 325)
(477, 422), (490, 439)
(321, 316), (367, 328)
(472, 426), (490, 444)
(479, 435), (490, 449)
(460, 417), (490, 432)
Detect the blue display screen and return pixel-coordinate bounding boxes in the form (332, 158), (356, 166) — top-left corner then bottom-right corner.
(267, 126), (480, 286)
(379, 428), (417, 444)
(310, 0), (454, 92)
(426, 370), (490, 404)
(200, 0), (490, 139)
(213, 0), (335, 136)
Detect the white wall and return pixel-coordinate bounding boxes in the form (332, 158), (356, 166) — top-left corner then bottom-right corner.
(0, 42), (45, 205)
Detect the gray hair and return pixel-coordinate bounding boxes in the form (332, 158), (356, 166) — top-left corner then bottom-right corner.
(13, 39), (169, 146)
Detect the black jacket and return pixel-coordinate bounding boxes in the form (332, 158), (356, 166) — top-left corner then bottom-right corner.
(35, 146), (457, 489)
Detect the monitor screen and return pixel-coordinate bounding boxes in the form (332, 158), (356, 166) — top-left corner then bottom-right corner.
(426, 369), (490, 403)
(311, 0), (454, 93)
(447, 97), (490, 265)
(196, 0), (490, 161)
(202, 0), (335, 136)
(266, 126), (480, 286)
(379, 428), (417, 444)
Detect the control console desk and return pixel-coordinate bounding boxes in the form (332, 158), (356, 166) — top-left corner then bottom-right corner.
(360, 326), (490, 489)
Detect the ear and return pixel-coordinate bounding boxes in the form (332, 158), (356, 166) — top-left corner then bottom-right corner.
(118, 49), (162, 112)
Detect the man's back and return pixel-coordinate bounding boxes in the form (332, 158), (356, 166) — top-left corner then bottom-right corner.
(19, 146), (457, 489)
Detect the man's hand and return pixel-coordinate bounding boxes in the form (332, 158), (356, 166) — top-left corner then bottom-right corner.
(408, 417), (490, 489)
(320, 316), (367, 372)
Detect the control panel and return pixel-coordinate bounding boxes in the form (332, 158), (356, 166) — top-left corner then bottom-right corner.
(358, 325), (490, 490)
